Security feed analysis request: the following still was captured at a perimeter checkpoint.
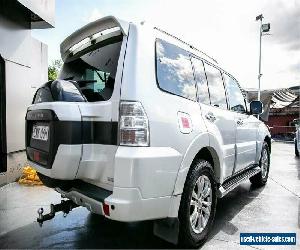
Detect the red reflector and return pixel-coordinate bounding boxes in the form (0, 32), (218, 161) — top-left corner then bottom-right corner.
(103, 203), (110, 216)
(33, 151), (40, 161)
(181, 117), (190, 128)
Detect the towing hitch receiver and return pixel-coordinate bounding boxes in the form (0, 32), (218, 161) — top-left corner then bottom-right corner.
(37, 199), (78, 226)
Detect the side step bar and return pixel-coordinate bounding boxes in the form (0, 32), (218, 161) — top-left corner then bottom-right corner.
(217, 166), (261, 198)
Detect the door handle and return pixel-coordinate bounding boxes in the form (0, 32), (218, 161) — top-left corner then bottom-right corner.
(205, 112), (216, 122)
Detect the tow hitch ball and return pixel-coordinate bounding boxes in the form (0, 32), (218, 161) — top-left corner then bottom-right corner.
(37, 200), (78, 227)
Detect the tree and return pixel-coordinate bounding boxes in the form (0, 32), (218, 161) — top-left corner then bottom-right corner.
(48, 59), (62, 81)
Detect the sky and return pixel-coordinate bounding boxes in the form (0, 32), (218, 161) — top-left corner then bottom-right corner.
(32, 0), (300, 90)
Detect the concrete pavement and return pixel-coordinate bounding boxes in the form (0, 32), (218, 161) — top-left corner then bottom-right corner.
(0, 142), (299, 249)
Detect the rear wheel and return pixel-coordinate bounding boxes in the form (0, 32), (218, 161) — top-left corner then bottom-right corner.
(250, 142), (270, 187)
(295, 140), (299, 157)
(178, 160), (217, 248)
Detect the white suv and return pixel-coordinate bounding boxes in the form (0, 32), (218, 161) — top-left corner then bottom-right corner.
(26, 16), (271, 247)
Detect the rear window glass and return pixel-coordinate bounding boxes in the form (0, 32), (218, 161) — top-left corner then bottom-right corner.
(156, 39), (196, 101)
(59, 39), (122, 102)
(33, 37), (123, 104)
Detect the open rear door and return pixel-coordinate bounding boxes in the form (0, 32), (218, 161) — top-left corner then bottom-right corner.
(60, 16), (129, 62)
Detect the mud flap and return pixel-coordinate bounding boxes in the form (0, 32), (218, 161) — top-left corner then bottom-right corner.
(153, 218), (179, 245)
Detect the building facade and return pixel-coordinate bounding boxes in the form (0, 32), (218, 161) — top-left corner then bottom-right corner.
(0, 0), (55, 185)
(246, 87), (299, 140)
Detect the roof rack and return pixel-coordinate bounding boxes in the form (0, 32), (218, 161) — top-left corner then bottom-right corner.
(154, 27), (218, 64)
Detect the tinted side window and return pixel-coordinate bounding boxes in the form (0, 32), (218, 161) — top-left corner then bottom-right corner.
(156, 39), (196, 100)
(191, 58), (210, 105)
(224, 74), (246, 113)
(204, 63), (227, 109)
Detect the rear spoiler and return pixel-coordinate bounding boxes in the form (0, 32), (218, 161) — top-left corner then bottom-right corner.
(60, 16), (129, 61)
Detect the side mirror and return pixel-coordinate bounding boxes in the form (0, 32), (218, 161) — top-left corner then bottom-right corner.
(250, 100), (263, 115)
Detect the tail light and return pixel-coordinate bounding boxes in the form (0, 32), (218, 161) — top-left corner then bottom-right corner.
(119, 101), (149, 146)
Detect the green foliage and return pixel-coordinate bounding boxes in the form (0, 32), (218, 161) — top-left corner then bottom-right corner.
(48, 59), (63, 81)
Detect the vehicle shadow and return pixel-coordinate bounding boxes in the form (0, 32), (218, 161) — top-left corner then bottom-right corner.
(73, 182), (266, 249)
(73, 215), (172, 249)
(0, 211), (172, 249)
(0, 183), (265, 249)
(208, 182), (265, 240)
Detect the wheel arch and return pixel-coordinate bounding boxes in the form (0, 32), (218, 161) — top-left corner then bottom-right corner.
(169, 142), (222, 218)
(192, 146), (221, 184)
(172, 132), (222, 196)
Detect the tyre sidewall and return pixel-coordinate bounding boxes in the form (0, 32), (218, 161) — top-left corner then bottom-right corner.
(179, 160), (217, 247)
(295, 140), (299, 157)
(260, 142), (270, 183)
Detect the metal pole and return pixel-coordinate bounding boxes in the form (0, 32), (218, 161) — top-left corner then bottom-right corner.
(258, 18), (262, 101)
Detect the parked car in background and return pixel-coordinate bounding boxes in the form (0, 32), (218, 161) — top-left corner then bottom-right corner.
(25, 16), (271, 248)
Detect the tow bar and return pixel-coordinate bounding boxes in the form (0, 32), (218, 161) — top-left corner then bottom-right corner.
(37, 199), (78, 226)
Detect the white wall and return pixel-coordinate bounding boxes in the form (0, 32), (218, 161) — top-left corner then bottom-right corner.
(0, 0), (52, 184)
(5, 38), (48, 153)
(0, 15), (31, 67)
(17, 0), (55, 28)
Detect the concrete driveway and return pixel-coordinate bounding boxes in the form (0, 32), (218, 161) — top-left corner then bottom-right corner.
(0, 142), (299, 249)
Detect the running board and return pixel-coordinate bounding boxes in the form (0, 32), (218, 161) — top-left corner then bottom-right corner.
(217, 166), (261, 198)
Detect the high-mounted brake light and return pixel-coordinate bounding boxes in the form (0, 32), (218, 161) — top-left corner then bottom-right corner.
(119, 101), (149, 146)
(69, 27), (121, 55)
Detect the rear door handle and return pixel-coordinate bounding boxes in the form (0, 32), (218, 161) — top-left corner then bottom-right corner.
(205, 112), (216, 122)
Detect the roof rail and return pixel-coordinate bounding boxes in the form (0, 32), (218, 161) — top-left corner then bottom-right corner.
(154, 27), (218, 64)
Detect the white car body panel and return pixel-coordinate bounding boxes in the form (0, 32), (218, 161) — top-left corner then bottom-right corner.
(29, 144), (82, 179)
(234, 113), (259, 172)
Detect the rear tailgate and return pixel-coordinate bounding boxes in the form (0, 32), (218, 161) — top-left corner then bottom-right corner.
(75, 102), (119, 190)
(27, 16), (129, 190)
(26, 102), (82, 179)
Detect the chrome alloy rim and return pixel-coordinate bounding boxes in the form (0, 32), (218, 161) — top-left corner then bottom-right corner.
(261, 148), (269, 179)
(190, 175), (212, 234)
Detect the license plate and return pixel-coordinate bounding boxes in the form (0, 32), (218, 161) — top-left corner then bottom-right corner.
(32, 125), (49, 141)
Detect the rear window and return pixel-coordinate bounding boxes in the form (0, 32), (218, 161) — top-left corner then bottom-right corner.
(33, 36), (123, 104)
(156, 39), (196, 101)
(59, 38), (123, 102)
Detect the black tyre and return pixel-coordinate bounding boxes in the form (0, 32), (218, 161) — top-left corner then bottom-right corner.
(295, 140), (299, 157)
(178, 160), (217, 248)
(250, 142), (270, 187)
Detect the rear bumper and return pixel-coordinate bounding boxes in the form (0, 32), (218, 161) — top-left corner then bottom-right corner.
(31, 145), (183, 221)
(113, 146), (182, 198)
(58, 185), (181, 222)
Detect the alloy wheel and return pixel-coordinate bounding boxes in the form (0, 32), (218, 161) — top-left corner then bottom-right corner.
(190, 175), (212, 234)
